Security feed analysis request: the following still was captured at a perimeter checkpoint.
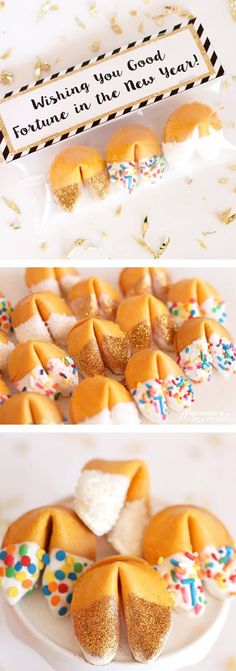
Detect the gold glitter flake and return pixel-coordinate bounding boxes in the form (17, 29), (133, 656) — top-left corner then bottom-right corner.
(67, 239), (86, 258)
(34, 59), (51, 79)
(0, 48), (12, 60)
(72, 596), (119, 661)
(202, 230), (217, 236)
(218, 207), (236, 224)
(142, 216), (149, 238)
(0, 70), (14, 85)
(37, 1), (59, 19)
(218, 177), (228, 184)
(9, 221), (22, 230)
(226, 658), (236, 671)
(2, 196), (21, 214)
(54, 183), (81, 211)
(110, 16), (123, 34)
(39, 241), (48, 252)
(90, 40), (100, 52)
(75, 16), (86, 28)
(88, 1), (96, 14)
(164, 5), (195, 19)
(125, 595), (172, 661)
(198, 239), (207, 249)
(115, 205), (122, 216)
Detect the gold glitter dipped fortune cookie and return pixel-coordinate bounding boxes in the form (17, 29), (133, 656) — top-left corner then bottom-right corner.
(0, 377), (11, 406)
(0, 392), (63, 425)
(49, 146), (110, 211)
(74, 458), (150, 555)
(12, 292), (77, 346)
(167, 277), (227, 327)
(119, 267), (170, 302)
(143, 505), (236, 617)
(1, 505), (95, 617)
(67, 317), (130, 377)
(162, 101), (223, 168)
(107, 124), (164, 193)
(71, 555), (173, 665)
(116, 294), (176, 353)
(125, 349), (194, 424)
(0, 290), (13, 335)
(0, 331), (15, 372)
(69, 375), (139, 425)
(68, 276), (119, 321)
(25, 267), (79, 297)
(8, 341), (78, 398)
(175, 317), (236, 383)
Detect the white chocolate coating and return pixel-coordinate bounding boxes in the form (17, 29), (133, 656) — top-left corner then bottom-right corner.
(74, 468), (129, 535)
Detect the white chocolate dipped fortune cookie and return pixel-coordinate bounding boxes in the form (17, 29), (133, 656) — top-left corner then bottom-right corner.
(175, 317), (236, 383)
(106, 124), (165, 194)
(74, 458), (150, 555)
(125, 349), (194, 424)
(12, 292), (77, 346)
(167, 277), (227, 327)
(162, 102), (223, 168)
(8, 340), (78, 399)
(25, 267), (79, 297)
(69, 375), (139, 426)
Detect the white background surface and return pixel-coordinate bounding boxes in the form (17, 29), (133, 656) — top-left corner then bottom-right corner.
(0, 0), (236, 260)
(0, 266), (236, 425)
(0, 432), (235, 671)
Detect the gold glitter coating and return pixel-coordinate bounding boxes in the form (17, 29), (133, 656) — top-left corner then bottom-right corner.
(86, 169), (110, 200)
(125, 595), (172, 662)
(77, 339), (104, 377)
(102, 335), (130, 373)
(155, 314), (177, 348)
(127, 321), (152, 352)
(53, 183), (81, 211)
(72, 595), (119, 662)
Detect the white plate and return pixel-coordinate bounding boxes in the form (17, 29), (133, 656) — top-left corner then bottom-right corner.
(1, 496), (231, 671)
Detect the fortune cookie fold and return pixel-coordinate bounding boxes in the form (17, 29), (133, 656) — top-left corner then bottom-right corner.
(12, 291), (77, 346)
(69, 375), (139, 425)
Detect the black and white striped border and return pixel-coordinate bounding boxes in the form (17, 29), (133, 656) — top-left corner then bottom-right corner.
(0, 17), (225, 162)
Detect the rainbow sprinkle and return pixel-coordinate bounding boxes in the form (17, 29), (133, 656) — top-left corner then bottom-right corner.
(42, 549), (93, 617)
(163, 375), (194, 410)
(209, 334), (236, 377)
(0, 296), (13, 335)
(132, 379), (168, 423)
(138, 155), (165, 183)
(200, 546), (236, 599)
(15, 356), (78, 399)
(167, 299), (200, 326)
(0, 542), (47, 605)
(177, 337), (212, 383)
(108, 161), (138, 193)
(154, 552), (206, 617)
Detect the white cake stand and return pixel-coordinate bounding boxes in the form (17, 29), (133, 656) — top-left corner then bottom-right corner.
(1, 498), (231, 670)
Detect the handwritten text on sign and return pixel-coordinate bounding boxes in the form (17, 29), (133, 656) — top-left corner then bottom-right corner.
(0, 24), (216, 159)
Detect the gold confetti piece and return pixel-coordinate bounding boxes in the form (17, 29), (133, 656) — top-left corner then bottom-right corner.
(142, 215), (149, 238)
(218, 207), (236, 224)
(34, 59), (51, 79)
(134, 235), (171, 259)
(110, 16), (123, 34)
(232, 75), (236, 81)
(89, 1), (96, 14)
(164, 5), (195, 18)
(0, 1), (5, 7)
(115, 204), (122, 216)
(186, 177), (192, 185)
(0, 48), (12, 60)
(138, 21), (144, 32)
(75, 16), (86, 28)
(130, 9), (137, 15)
(223, 79), (230, 88)
(0, 70), (14, 85)
(202, 230), (217, 236)
(37, 1), (59, 19)
(9, 221), (22, 230)
(226, 657), (236, 671)
(228, 0), (236, 20)
(67, 238), (86, 258)
(198, 239), (207, 249)
(38, 241), (48, 252)
(99, 230), (108, 237)
(218, 178), (228, 184)
(90, 40), (100, 52)
(228, 164), (236, 170)
(2, 196), (21, 214)
(226, 120), (235, 128)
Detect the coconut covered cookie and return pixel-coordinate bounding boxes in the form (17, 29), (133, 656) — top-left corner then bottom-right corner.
(0, 506), (95, 617)
(143, 505), (236, 616)
(167, 277), (226, 327)
(162, 102), (223, 168)
(49, 146), (110, 211)
(8, 341), (78, 399)
(116, 294), (176, 353)
(176, 317), (236, 382)
(0, 392), (63, 425)
(106, 124), (164, 193)
(25, 268), (79, 296)
(74, 458), (150, 555)
(68, 276), (120, 322)
(67, 317), (130, 377)
(72, 555), (173, 665)
(126, 349), (194, 423)
(119, 267), (170, 302)
(12, 292), (77, 346)
(69, 375), (139, 425)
